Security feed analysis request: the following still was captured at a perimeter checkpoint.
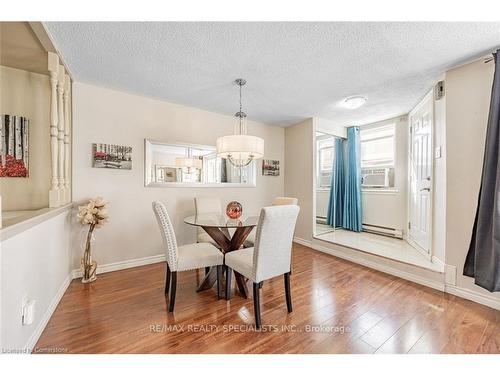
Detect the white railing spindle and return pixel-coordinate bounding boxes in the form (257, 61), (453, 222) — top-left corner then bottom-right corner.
(48, 52), (60, 207)
(64, 73), (71, 203)
(57, 65), (65, 198)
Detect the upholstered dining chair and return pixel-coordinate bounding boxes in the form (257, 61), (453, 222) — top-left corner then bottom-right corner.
(194, 197), (224, 246)
(152, 201), (224, 312)
(272, 196), (299, 206)
(244, 196), (299, 248)
(194, 197), (226, 275)
(225, 205), (300, 328)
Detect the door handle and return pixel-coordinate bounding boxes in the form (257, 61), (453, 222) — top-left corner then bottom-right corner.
(420, 187), (430, 192)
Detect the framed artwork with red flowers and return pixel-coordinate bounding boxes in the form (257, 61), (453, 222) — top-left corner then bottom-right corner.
(0, 115), (29, 178)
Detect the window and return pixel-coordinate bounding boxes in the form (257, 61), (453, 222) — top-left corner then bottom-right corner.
(202, 153), (218, 183)
(317, 136), (334, 188)
(360, 124), (395, 189)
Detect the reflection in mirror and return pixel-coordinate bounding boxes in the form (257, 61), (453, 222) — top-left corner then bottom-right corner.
(145, 140), (256, 187)
(311, 117), (437, 271)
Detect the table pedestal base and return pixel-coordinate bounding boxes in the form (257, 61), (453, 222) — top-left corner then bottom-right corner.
(196, 225), (254, 299)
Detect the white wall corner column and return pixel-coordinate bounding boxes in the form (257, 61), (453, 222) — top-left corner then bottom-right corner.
(63, 73), (71, 204)
(57, 65), (66, 204)
(48, 52), (60, 207)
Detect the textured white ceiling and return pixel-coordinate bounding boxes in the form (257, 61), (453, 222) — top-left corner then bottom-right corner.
(45, 22), (500, 127)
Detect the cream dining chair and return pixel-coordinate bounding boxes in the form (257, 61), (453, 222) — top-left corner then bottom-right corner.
(225, 205), (300, 328)
(194, 197), (224, 246)
(243, 196), (298, 248)
(194, 197), (226, 275)
(272, 196), (299, 206)
(152, 201), (224, 312)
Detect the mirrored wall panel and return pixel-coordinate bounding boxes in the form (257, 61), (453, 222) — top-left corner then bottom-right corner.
(145, 139), (256, 187)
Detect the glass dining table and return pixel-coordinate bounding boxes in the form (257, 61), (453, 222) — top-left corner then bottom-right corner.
(184, 214), (259, 299)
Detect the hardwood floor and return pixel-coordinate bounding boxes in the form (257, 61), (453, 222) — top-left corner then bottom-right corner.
(35, 243), (500, 354)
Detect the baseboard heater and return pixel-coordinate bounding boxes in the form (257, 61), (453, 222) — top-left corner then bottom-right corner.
(316, 216), (327, 225)
(362, 223), (403, 239)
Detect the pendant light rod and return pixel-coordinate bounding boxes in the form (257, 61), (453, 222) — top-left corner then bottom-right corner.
(235, 78), (247, 135)
(238, 79), (243, 114)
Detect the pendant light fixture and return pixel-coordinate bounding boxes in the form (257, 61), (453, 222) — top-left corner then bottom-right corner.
(175, 147), (202, 173)
(216, 79), (264, 167)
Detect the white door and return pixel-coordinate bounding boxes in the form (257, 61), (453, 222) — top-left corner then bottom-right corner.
(408, 92), (433, 253)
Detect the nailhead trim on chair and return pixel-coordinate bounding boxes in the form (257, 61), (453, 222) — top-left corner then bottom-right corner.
(152, 201), (179, 271)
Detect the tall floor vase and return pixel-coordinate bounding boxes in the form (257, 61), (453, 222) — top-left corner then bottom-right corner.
(81, 223), (98, 283)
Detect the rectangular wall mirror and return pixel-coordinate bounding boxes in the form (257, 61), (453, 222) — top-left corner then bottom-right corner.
(145, 139), (256, 187)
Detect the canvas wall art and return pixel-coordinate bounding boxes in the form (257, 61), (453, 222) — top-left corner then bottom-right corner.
(0, 114), (29, 177)
(262, 159), (280, 176)
(92, 143), (132, 170)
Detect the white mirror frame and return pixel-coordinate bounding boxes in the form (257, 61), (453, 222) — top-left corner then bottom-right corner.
(144, 139), (257, 188)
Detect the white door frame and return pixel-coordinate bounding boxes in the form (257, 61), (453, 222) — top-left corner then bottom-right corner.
(407, 89), (434, 260)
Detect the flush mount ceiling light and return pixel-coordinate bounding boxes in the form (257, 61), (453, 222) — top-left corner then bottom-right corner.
(343, 95), (367, 109)
(216, 79), (265, 167)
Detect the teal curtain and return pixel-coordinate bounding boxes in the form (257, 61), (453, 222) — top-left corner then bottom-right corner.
(326, 138), (345, 227)
(342, 127), (363, 232)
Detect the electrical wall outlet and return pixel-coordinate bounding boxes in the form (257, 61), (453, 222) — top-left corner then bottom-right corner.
(22, 299), (36, 326)
(445, 265), (457, 286)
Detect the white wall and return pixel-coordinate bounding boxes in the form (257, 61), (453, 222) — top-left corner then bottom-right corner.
(315, 117), (347, 138)
(361, 116), (408, 231)
(0, 208), (72, 351)
(444, 58), (500, 302)
(432, 77), (447, 264)
(285, 118), (314, 241)
(72, 82), (285, 268)
(316, 190), (329, 219)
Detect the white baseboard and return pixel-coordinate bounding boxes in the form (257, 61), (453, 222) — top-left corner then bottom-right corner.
(295, 237), (500, 311)
(294, 237), (445, 292)
(445, 285), (500, 310)
(432, 255), (446, 270)
(407, 237), (432, 261)
(24, 273), (72, 353)
(293, 237), (312, 247)
(71, 253), (166, 279)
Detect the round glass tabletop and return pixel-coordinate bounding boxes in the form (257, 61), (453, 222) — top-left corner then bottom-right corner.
(184, 214), (259, 228)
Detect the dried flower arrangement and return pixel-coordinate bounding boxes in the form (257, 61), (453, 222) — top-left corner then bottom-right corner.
(77, 197), (108, 283)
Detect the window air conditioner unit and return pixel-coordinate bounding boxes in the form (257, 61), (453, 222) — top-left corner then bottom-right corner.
(362, 168), (390, 188)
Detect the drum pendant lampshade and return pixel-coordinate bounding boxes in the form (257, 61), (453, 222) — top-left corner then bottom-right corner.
(216, 79), (264, 167)
(175, 157), (202, 170)
(216, 135), (264, 164)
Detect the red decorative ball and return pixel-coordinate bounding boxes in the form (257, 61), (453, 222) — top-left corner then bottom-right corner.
(226, 201), (243, 219)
